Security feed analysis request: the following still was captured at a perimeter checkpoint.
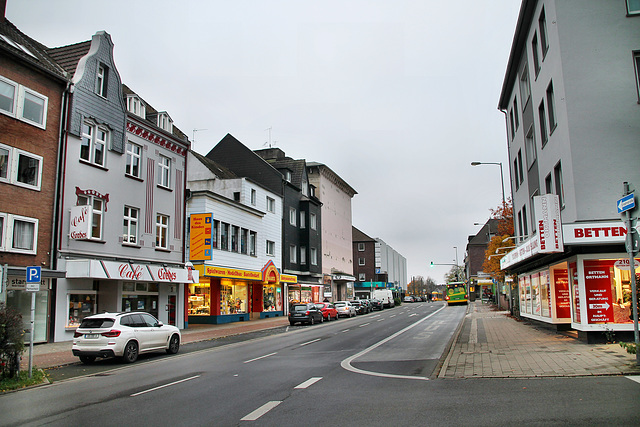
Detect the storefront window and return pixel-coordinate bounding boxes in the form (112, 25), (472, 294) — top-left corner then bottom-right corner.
(220, 280), (247, 315)
(552, 268), (571, 319)
(189, 283), (210, 315)
(570, 262), (580, 323)
(583, 258), (638, 324)
(540, 270), (550, 318)
(531, 273), (540, 316)
(263, 284), (282, 312)
(524, 275), (532, 314)
(122, 282), (159, 318)
(519, 276), (526, 312)
(67, 292), (97, 328)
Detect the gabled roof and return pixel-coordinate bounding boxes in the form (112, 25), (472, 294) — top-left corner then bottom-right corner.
(47, 40), (91, 76)
(0, 18), (68, 80)
(352, 226), (375, 242)
(190, 150), (238, 179)
(307, 161), (357, 197)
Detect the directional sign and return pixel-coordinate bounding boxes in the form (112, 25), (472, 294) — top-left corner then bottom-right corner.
(26, 266), (41, 292)
(617, 193), (635, 214)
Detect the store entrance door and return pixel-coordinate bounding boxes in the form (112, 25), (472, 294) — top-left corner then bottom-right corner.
(167, 295), (176, 326)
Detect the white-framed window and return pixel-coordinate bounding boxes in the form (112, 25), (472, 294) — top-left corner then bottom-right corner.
(156, 214), (169, 249)
(310, 247), (318, 266)
(519, 62), (531, 107)
(0, 75), (48, 129)
(267, 197), (275, 213)
(538, 99), (548, 146)
(81, 121), (108, 167)
(300, 211), (306, 229)
(634, 52), (640, 102)
(628, 0), (640, 14)
(66, 290), (97, 328)
(0, 213), (38, 255)
(123, 206), (139, 245)
(249, 231), (257, 256)
(0, 143), (42, 191)
(300, 246), (306, 265)
(126, 95), (146, 118)
(554, 162), (564, 208)
(359, 257), (365, 266)
(358, 242), (365, 251)
(546, 81), (557, 133)
(96, 63), (107, 97)
(77, 195), (104, 240)
(525, 126), (536, 169)
(301, 179), (308, 196)
(157, 112), (173, 133)
(285, 170), (292, 182)
(310, 213), (317, 230)
(290, 244), (297, 263)
(220, 222), (229, 250)
(289, 207), (296, 226)
(513, 98), (519, 130)
(267, 240), (276, 256)
(125, 141), (142, 178)
(532, 33), (540, 77)
(250, 189), (256, 206)
(158, 154), (171, 188)
(538, 7), (549, 58)
(359, 273), (366, 282)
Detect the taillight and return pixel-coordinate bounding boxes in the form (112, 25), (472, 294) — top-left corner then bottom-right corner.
(73, 331), (82, 338)
(305, 311), (311, 315)
(445, 296), (449, 300)
(101, 330), (121, 338)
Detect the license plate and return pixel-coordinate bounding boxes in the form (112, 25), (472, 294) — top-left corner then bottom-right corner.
(294, 313), (302, 316)
(84, 334), (100, 339)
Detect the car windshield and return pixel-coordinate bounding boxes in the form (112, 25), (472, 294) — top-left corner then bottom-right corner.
(79, 318), (115, 328)
(334, 303), (346, 307)
(315, 304), (324, 309)
(292, 305), (309, 312)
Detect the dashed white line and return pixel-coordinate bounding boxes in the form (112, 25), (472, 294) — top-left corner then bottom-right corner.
(377, 319), (384, 322)
(131, 375), (200, 397)
(241, 401), (282, 421)
(299, 338), (321, 346)
(244, 352), (277, 363)
(359, 322), (370, 327)
(295, 377), (323, 389)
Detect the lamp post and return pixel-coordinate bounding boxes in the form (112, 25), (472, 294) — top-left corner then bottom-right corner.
(471, 161), (505, 206)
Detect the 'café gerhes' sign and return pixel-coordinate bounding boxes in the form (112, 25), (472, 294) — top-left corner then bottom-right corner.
(69, 205), (91, 239)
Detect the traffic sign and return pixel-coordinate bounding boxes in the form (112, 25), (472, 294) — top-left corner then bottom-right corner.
(26, 266), (41, 292)
(617, 193), (635, 214)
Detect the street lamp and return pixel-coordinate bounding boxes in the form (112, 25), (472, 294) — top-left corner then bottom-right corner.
(471, 161), (505, 206)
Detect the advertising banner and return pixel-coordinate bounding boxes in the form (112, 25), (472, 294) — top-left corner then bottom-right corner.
(583, 260), (614, 323)
(189, 213), (213, 261)
(553, 269), (571, 318)
(533, 194), (563, 253)
(69, 205), (92, 240)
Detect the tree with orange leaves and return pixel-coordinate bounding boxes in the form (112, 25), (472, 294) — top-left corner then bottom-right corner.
(482, 199), (514, 282)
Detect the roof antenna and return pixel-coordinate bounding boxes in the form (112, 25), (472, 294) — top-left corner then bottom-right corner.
(263, 127), (277, 148)
(192, 128), (207, 150)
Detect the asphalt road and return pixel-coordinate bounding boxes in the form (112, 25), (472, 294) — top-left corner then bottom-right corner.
(1, 302), (639, 426)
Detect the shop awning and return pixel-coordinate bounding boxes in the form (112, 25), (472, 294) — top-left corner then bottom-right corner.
(66, 259), (199, 283)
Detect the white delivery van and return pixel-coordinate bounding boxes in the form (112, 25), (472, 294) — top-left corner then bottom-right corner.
(372, 289), (395, 308)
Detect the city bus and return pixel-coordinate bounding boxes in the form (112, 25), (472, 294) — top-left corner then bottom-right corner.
(431, 290), (443, 301)
(444, 282), (468, 305)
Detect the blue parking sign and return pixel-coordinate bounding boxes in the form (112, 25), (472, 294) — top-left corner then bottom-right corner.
(26, 266), (41, 283)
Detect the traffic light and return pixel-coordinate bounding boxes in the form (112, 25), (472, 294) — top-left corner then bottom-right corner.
(429, 261), (434, 268)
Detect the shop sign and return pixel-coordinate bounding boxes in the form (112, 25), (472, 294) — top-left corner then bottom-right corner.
(280, 274), (298, 284)
(148, 265), (199, 283)
(66, 259), (196, 283)
(613, 258), (640, 271)
(533, 195), (564, 253)
(189, 213), (213, 261)
(562, 221), (629, 245)
(501, 234), (541, 270)
(333, 274), (356, 281)
(261, 260), (280, 284)
(203, 265), (262, 280)
(584, 261), (614, 323)
(8, 276), (50, 291)
(69, 205), (92, 240)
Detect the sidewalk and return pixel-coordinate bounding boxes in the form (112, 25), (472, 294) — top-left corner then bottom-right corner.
(439, 300), (640, 378)
(21, 316), (290, 371)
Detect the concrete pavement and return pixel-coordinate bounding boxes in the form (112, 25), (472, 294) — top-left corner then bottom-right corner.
(20, 302), (640, 378)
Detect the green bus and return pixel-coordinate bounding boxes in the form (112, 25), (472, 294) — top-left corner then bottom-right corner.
(445, 282), (468, 305)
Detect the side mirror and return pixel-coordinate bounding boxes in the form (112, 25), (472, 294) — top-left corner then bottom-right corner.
(157, 321), (164, 327)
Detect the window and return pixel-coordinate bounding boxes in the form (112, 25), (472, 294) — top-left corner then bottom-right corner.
(518, 210), (524, 239)
(66, 291), (97, 328)
(157, 112), (173, 133)
(628, 0), (640, 14)
(538, 100), (548, 146)
(127, 96), (145, 118)
(241, 228), (248, 254)
(285, 170), (292, 182)
(359, 257), (365, 266)
(359, 273), (366, 282)
(0, 144), (42, 190)
(522, 205), (529, 236)
(220, 222), (229, 250)
(233, 192), (241, 202)
(0, 214), (38, 254)
(634, 52), (640, 102)
(545, 173), (553, 194)
(249, 231), (257, 256)
(532, 33), (540, 76)
(123, 206), (139, 245)
(519, 63), (531, 106)
(231, 225), (239, 252)
(77, 195), (104, 240)
(96, 63), (108, 97)
(266, 197), (275, 213)
(513, 98), (519, 130)
(125, 141), (142, 178)
(156, 214), (169, 249)
(301, 179), (308, 196)
(525, 126), (536, 169)
(310, 213), (317, 230)
(212, 220), (219, 249)
(0, 75), (48, 128)
(289, 207), (296, 226)
(554, 162), (564, 207)
(546, 81), (557, 133)
(517, 150), (524, 185)
(300, 246), (306, 265)
(509, 109), (515, 139)
(251, 189), (256, 206)
(358, 243), (365, 251)
(81, 121), (108, 167)
(538, 8), (549, 58)
(310, 247), (318, 266)
(300, 211), (306, 228)
(267, 240), (275, 256)
(158, 155), (171, 188)
(290, 244), (297, 263)
(513, 158), (519, 191)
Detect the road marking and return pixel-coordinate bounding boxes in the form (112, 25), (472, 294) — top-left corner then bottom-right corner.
(359, 323), (370, 327)
(341, 305), (447, 381)
(241, 401), (282, 421)
(409, 313), (418, 317)
(371, 314), (381, 318)
(299, 338), (321, 346)
(244, 352), (277, 363)
(295, 377), (323, 389)
(341, 329), (350, 333)
(130, 375), (200, 397)
(627, 376), (640, 384)
(377, 319), (384, 322)
(389, 315), (396, 318)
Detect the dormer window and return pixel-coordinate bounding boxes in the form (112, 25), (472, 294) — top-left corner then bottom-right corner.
(285, 170), (292, 182)
(301, 179), (308, 196)
(96, 63), (108, 97)
(126, 96), (146, 118)
(157, 112), (173, 133)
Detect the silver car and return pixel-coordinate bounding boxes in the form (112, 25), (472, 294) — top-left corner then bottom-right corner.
(72, 312), (181, 364)
(334, 301), (356, 318)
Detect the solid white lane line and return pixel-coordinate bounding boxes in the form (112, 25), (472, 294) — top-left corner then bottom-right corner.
(299, 338), (321, 346)
(244, 352), (277, 364)
(295, 377), (323, 389)
(130, 375), (200, 397)
(359, 323), (370, 327)
(241, 401), (282, 421)
(340, 305), (447, 381)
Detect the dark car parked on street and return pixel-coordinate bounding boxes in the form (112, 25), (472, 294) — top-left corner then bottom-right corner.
(289, 303), (324, 325)
(349, 300), (368, 314)
(370, 298), (384, 310)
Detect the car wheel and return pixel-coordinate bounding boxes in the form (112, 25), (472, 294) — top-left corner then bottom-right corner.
(166, 334), (180, 354)
(79, 355), (96, 364)
(334, 314), (338, 320)
(122, 341), (139, 363)
(310, 316), (315, 325)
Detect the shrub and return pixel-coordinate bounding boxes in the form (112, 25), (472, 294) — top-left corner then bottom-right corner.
(0, 303), (25, 379)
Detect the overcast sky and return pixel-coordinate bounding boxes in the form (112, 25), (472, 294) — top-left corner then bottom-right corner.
(7, 0), (522, 284)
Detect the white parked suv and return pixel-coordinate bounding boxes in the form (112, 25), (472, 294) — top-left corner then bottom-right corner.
(72, 312), (181, 364)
